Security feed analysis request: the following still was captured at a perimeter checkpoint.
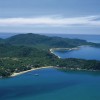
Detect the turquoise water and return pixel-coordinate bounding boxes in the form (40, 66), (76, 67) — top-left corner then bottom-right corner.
(0, 68), (100, 100)
(0, 34), (100, 100)
(54, 46), (100, 60)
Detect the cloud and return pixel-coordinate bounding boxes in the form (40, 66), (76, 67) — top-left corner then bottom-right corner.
(0, 15), (100, 27)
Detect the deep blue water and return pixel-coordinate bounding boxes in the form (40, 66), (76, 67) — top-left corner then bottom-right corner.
(54, 46), (100, 60)
(0, 33), (100, 100)
(48, 34), (100, 60)
(0, 68), (100, 100)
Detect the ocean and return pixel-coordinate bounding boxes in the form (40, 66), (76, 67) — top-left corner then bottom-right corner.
(0, 68), (100, 100)
(0, 33), (100, 43)
(0, 33), (100, 100)
(53, 46), (100, 60)
(45, 34), (100, 43)
(48, 34), (100, 60)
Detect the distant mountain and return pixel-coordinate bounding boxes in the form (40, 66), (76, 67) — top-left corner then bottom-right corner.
(3, 33), (89, 49)
(5, 33), (50, 45)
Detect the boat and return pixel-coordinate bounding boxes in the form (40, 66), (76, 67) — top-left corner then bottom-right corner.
(34, 74), (39, 76)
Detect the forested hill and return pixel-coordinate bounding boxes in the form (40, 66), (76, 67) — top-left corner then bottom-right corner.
(0, 33), (100, 77)
(0, 38), (3, 43)
(0, 33), (94, 49)
(0, 43), (53, 58)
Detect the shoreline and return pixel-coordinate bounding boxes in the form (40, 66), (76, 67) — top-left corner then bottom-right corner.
(49, 45), (90, 59)
(50, 47), (79, 59)
(11, 66), (53, 77)
(50, 45), (91, 53)
(55, 67), (99, 72)
(50, 49), (61, 59)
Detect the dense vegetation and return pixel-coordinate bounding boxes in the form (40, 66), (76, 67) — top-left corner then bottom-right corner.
(1, 33), (100, 49)
(0, 33), (100, 77)
(57, 58), (100, 71)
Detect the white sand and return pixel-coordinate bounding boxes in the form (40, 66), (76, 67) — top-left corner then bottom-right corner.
(11, 66), (53, 77)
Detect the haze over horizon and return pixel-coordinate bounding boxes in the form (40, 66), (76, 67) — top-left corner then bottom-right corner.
(0, 0), (100, 34)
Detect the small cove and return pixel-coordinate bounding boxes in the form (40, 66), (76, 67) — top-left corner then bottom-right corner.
(0, 34), (100, 100)
(53, 46), (100, 60)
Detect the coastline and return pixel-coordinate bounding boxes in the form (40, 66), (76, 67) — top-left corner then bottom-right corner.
(55, 67), (99, 72)
(49, 45), (90, 59)
(50, 47), (79, 59)
(50, 48), (61, 59)
(50, 45), (90, 53)
(11, 66), (53, 77)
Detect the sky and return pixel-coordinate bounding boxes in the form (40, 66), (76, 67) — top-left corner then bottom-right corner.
(0, 0), (100, 34)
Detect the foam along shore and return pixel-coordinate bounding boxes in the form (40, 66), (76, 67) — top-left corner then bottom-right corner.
(50, 47), (79, 59)
(50, 45), (91, 59)
(11, 66), (53, 77)
(50, 49), (61, 59)
(50, 47), (79, 52)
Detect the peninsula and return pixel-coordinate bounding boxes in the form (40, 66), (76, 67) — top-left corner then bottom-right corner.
(0, 33), (100, 78)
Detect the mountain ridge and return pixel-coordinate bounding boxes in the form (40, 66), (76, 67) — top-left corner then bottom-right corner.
(0, 33), (93, 49)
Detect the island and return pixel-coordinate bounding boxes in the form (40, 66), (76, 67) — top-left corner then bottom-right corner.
(0, 33), (100, 78)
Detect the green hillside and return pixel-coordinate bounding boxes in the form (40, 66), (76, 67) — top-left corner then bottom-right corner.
(3, 33), (90, 49)
(0, 33), (100, 77)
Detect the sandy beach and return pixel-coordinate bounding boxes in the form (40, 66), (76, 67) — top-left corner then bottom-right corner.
(50, 49), (61, 59)
(11, 66), (53, 77)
